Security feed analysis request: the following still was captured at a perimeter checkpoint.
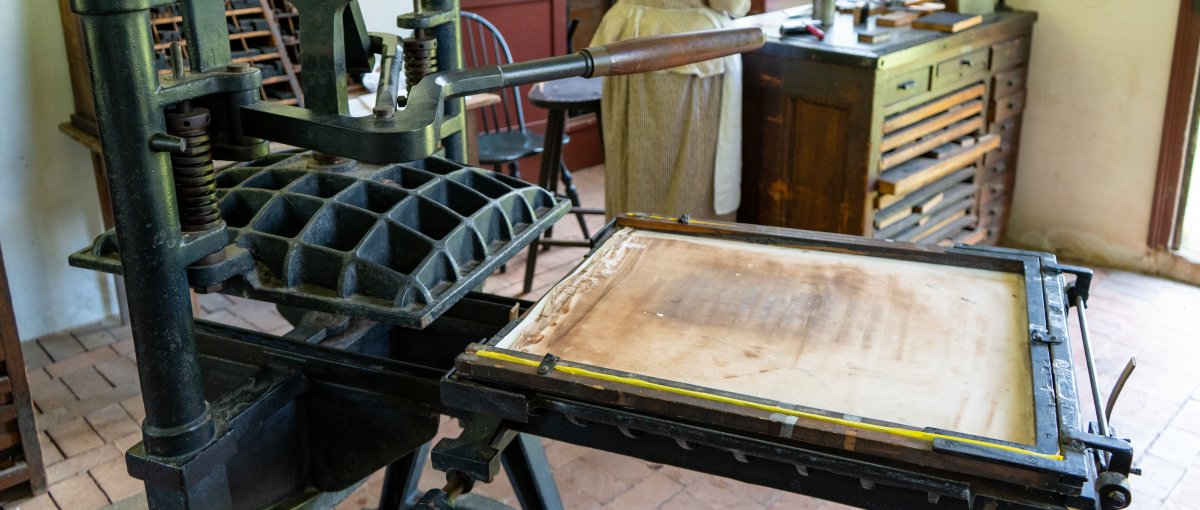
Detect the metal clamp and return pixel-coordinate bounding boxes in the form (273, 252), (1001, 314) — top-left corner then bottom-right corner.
(1049, 263), (1093, 308)
(537, 353), (560, 375)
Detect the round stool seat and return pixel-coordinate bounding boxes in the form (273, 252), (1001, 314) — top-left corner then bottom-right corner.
(528, 76), (602, 109)
(477, 130), (569, 164)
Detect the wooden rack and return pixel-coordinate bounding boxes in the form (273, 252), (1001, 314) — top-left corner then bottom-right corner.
(149, 0), (304, 106)
(0, 244), (47, 501)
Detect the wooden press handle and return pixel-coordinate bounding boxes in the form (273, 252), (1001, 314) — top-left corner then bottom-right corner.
(582, 27), (766, 77)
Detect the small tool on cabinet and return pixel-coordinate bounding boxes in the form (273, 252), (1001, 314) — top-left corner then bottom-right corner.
(780, 19), (826, 40)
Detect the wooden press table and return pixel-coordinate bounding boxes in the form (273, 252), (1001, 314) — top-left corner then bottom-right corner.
(449, 214), (1112, 509)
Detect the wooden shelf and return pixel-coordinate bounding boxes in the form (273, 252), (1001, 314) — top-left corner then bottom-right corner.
(230, 29), (272, 41)
(233, 52), (282, 64)
(149, 0), (303, 105)
(154, 29), (271, 50)
(152, 7), (264, 26)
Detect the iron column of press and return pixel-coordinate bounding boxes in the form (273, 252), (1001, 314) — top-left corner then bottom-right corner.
(72, 0), (215, 475)
(418, 0), (467, 162)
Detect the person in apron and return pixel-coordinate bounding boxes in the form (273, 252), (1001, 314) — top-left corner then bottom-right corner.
(591, 0), (750, 221)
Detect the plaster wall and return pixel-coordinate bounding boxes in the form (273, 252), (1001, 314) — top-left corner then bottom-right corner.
(0, 0), (119, 341)
(1005, 0), (1180, 274)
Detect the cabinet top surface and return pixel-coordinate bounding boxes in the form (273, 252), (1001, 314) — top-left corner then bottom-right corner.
(735, 9), (1035, 66)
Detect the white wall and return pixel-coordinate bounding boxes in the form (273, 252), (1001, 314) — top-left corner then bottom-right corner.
(1004, 0), (1178, 270)
(358, 0), (415, 34)
(0, 1), (119, 341)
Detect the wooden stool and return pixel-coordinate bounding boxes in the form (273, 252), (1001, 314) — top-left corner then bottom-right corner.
(523, 77), (605, 293)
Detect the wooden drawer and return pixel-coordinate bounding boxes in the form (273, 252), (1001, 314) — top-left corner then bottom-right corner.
(879, 134), (999, 196)
(897, 196), (976, 242)
(979, 168), (1015, 205)
(885, 66), (932, 105)
(932, 48), (989, 90)
(984, 137), (1017, 166)
(989, 114), (1022, 138)
(879, 106), (984, 171)
(945, 227), (987, 246)
(991, 35), (1031, 71)
(884, 84), (986, 134)
(980, 194), (1012, 228)
(874, 181), (976, 239)
(990, 89), (1026, 123)
(981, 151), (1015, 183)
(992, 67), (1026, 99)
(984, 224), (1004, 245)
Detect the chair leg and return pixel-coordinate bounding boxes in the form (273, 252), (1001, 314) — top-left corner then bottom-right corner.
(559, 162), (590, 239)
(523, 238), (540, 294)
(508, 161), (521, 180)
(501, 434), (564, 510)
(376, 441), (432, 510)
(542, 158), (565, 250)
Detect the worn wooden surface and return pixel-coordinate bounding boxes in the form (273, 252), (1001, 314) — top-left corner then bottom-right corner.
(0, 244), (46, 495)
(499, 228), (1037, 444)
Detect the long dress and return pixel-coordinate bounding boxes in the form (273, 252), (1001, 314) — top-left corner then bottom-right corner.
(590, 0), (750, 221)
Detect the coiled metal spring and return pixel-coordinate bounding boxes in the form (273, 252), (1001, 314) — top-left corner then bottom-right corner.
(165, 103), (223, 233)
(402, 36), (438, 92)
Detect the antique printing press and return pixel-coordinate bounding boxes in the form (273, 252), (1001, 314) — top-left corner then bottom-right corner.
(64, 0), (1137, 508)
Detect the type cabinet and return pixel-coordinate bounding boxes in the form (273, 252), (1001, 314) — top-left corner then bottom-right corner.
(738, 10), (1035, 245)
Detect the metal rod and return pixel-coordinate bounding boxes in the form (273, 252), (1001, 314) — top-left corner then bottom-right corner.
(178, 0), (232, 72)
(1075, 294), (1109, 437)
(1106, 357), (1137, 422)
(373, 36), (404, 119)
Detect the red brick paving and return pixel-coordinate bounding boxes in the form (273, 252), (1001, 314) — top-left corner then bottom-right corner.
(4, 167), (1200, 509)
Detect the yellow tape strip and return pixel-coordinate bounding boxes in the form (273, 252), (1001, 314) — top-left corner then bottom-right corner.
(474, 349), (1063, 461)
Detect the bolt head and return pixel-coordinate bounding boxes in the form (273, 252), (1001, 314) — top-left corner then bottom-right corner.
(1106, 490), (1130, 508)
(227, 62), (252, 72)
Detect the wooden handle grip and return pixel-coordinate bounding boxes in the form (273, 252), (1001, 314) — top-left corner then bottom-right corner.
(583, 27), (766, 77)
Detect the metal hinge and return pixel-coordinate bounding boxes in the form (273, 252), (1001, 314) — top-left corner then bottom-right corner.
(1029, 325), (1061, 344)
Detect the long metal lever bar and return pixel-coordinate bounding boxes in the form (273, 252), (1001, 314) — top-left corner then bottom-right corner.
(241, 28), (766, 164)
(1074, 293), (1109, 437)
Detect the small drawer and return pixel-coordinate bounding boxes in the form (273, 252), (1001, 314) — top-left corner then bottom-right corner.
(991, 36), (1031, 71)
(933, 48), (989, 90)
(990, 89), (1026, 123)
(979, 170), (1014, 205)
(984, 224), (1005, 245)
(949, 227), (987, 246)
(989, 114), (1022, 137)
(992, 67), (1027, 98)
(980, 194), (1012, 228)
(983, 139), (1017, 166)
(885, 67), (932, 105)
(982, 152), (1015, 183)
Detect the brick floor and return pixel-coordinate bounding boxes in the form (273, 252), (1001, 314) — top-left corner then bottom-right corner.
(4, 165), (1200, 509)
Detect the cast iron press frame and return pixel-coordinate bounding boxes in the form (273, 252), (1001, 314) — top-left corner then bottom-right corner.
(64, 0), (579, 505)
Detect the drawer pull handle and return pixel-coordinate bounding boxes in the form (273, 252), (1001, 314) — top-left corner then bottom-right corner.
(960, 58), (974, 67)
(1007, 101), (1018, 109)
(993, 163), (1007, 173)
(898, 80), (917, 91)
(1007, 79), (1016, 87)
